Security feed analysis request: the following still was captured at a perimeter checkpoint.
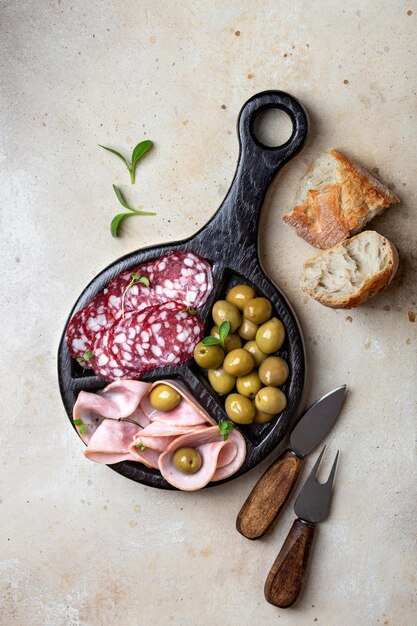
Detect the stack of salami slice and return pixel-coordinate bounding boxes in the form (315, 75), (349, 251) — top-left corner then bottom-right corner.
(66, 251), (213, 381)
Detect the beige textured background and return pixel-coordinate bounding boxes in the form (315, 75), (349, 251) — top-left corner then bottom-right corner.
(1, 1), (416, 625)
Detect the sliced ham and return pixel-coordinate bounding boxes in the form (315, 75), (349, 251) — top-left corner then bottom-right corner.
(128, 443), (161, 469)
(141, 396), (209, 427)
(84, 418), (138, 464)
(73, 380), (150, 444)
(212, 429), (247, 481)
(72, 378), (246, 489)
(158, 426), (246, 491)
(133, 422), (201, 451)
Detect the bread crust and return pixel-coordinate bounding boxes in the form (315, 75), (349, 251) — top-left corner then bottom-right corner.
(283, 149), (399, 249)
(301, 233), (399, 309)
(282, 185), (349, 248)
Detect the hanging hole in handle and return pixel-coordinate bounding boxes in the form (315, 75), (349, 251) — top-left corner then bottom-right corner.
(252, 107), (294, 149)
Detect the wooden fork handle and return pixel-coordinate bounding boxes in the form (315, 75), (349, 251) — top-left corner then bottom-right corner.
(236, 450), (303, 539)
(264, 518), (316, 608)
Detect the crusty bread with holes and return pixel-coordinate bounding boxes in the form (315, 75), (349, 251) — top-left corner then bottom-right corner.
(283, 149), (399, 249)
(300, 231), (399, 308)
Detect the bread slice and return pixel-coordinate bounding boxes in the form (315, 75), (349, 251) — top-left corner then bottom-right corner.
(283, 149), (399, 248)
(300, 231), (399, 308)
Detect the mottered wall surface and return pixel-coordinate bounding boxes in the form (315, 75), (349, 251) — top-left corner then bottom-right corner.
(1, 1), (416, 625)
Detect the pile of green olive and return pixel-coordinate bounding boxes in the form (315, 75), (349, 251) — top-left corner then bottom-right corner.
(193, 284), (289, 425)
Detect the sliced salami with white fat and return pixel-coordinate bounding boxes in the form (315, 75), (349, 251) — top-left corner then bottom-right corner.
(91, 303), (204, 381)
(105, 263), (159, 318)
(152, 251), (213, 309)
(66, 293), (113, 365)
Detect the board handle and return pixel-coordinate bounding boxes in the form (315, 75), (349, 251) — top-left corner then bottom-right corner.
(238, 90), (309, 173)
(236, 450), (304, 540)
(201, 90), (309, 253)
(264, 518), (316, 608)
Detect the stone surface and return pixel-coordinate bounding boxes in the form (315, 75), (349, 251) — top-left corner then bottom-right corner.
(1, 1), (416, 625)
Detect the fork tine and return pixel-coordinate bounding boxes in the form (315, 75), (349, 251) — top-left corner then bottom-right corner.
(301, 445), (326, 491)
(323, 450), (339, 488)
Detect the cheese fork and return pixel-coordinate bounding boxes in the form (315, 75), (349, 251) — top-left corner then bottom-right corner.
(264, 446), (339, 608)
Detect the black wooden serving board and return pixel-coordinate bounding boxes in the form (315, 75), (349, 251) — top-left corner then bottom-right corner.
(58, 90), (309, 489)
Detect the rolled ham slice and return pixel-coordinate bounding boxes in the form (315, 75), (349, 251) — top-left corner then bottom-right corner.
(73, 378), (246, 489)
(158, 426), (246, 491)
(84, 418), (138, 464)
(133, 422), (202, 451)
(212, 429), (247, 481)
(141, 380), (215, 427)
(73, 380), (151, 443)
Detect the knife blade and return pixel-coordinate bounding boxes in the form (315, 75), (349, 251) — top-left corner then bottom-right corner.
(236, 385), (346, 540)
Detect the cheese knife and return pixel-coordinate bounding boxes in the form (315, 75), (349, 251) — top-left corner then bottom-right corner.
(236, 385), (346, 539)
(264, 446), (339, 607)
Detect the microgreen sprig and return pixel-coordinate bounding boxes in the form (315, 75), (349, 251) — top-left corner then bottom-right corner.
(121, 272), (151, 319)
(181, 306), (199, 315)
(99, 140), (153, 184)
(76, 350), (94, 364)
(73, 416), (144, 437)
(202, 320), (231, 349)
(110, 185), (156, 238)
(218, 419), (234, 441)
(135, 440), (148, 452)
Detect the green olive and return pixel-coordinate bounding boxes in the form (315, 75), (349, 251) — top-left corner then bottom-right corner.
(243, 297), (273, 324)
(255, 317), (285, 354)
(243, 341), (268, 367)
(258, 356), (289, 387)
(173, 447), (202, 474)
(193, 342), (224, 369)
(149, 384), (181, 412)
(238, 317), (258, 341)
(208, 367), (236, 396)
(210, 326), (242, 352)
(212, 300), (242, 333)
(255, 387), (287, 415)
(236, 371), (262, 399)
(223, 348), (255, 377)
(226, 284), (256, 311)
(254, 410), (275, 424)
(225, 393), (255, 424)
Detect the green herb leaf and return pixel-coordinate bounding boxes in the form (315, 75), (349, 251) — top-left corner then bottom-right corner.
(113, 184), (135, 211)
(121, 273), (152, 317)
(218, 320), (231, 348)
(99, 144), (130, 170)
(130, 140), (153, 183)
(79, 426), (87, 435)
(218, 420), (234, 441)
(74, 419), (83, 426)
(136, 440), (148, 451)
(76, 350), (94, 363)
(181, 307), (198, 315)
(110, 212), (137, 237)
(202, 336), (220, 346)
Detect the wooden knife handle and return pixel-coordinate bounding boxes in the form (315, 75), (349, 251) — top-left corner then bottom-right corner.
(264, 518), (316, 608)
(236, 450), (303, 539)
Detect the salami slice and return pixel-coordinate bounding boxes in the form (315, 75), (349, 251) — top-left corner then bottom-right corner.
(152, 251), (213, 309)
(143, 302), (204, 364)
(91, 308), (151, 380)
(104, 263), (158, 318)
(66, 293), (113, 364)
(90, 303), (204, 381)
